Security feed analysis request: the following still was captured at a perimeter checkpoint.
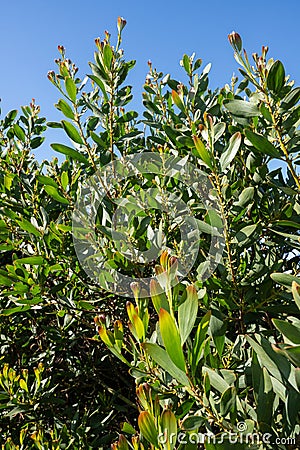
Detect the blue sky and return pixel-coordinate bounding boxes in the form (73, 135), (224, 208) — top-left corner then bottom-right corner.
(1, 0), (300, 161)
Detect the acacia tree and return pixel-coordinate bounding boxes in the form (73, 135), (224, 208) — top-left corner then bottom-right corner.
(0, 20), (299, 449)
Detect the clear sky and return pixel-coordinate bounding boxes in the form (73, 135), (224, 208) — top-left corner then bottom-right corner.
(1, 0), (299, 161)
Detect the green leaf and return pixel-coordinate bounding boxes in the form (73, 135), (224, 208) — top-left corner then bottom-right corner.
(61, 121), (84, 144)
(178, 285), (198, 344)
(182, 54), (190, 74)
(121, 422), (136, 434)
(138, 411), (158, 447)
(219, 132), (242, 171)
(181, 416), (204, 431)
(44, 186), (69, 204)
(159, 308), (185, 371)
(13, 124), (25, 142)
(210, 309), (226, 357)
(31, 136), (45, 149)
(271, 273), (300, 289)
(117, 111), (138, 123)
(224, 99), (260, 118)
(191, 311), (211, 373)
(295, 368), (300, 391)
(202, 367), (230, 393)
(150, 280), (169, 314)
(220, 386), (236, 416)
(161, 410), (177, 450)
(192, 135), (212, 168)
(234, 223), (258, 245)
(1, 305), (31, 315)
(56, 99), (75, 119)
(247, 334), (298, 390)
(267, 60), (285, 94)
(17, 219), (41, 237)
(103, 44), (113, 69)
(61, 171), (69, 190)
(271, 220), (300, 229)
(245, 130), (280, 158)
(236, 186), (254, 207)
(15, 256), (44, 265)
(274, 344), (300, 367)
(172, 90), (185, 113)
(281, 87), (300, 109)
(19, 379), (28, 392)
(142, 343), (189, 386)
(273, 319), (300, 344)
(256, 367), (275, 424)
(292, 282), (300, 311)
(65, 77), (77, 102)
(37, 175), (59, 188)
(51, 143), (89, 165)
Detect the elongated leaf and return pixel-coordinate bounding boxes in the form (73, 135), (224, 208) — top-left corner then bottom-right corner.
(224, 99), (259, 118)
(220, 386), (236, 416)
(292, 282), (300, 311)
(179, 285), (198, 344)
(15, 256), (44, 265)
(1, 305), (31, 315)
(234, 223), (258, 245)
(192, 311), (211, 373)
(13, 124), (25, 141)
(51, 143), (89, 165)
(138, 411), (158, 447)
(267, 60), (285, 94)
(219, 132), (241, 170)
(247, 334), (298, 390)
(245, 130), (280, 158)
(182, 415), (204, 431)
(172, 90), (185, 113)
(281, 87), (300, 109)
(202, 367), (229, 393)
(61, 120), (84, 144)
(192, 135), (212, 168)
(65, 77), (77, 102)
(44, 186), (69, 205)
(31, 136), (44, 149)
(103, 44), (113, 69)
(150, 279), (169, 314)
(273, 319), (300, 344)
(56, 99), (74, 119)
(17, 219), (41, 237)
(256, 367), (275, 425)
(161, 410), (177, 450)
(142, 343), (189, 386)
(159, 308), (185, 371)
(271, 273), (300, 289)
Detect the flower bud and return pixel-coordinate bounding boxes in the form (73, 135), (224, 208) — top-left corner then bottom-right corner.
(117, 16), (127, 33)
(228, 31), (242, 53)
(130, 282), (140, 299)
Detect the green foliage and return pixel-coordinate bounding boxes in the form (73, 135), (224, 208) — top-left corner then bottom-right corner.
(0, 22), (300, 449)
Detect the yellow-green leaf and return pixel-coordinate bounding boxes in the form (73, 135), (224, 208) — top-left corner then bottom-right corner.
(65, 77), (77, 103)
(138, 411), (158, 447)
(159, 309), (185, 371)
(192, 135), (212, 168)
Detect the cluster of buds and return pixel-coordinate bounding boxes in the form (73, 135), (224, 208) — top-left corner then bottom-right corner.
(157, 250), (178, 273)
